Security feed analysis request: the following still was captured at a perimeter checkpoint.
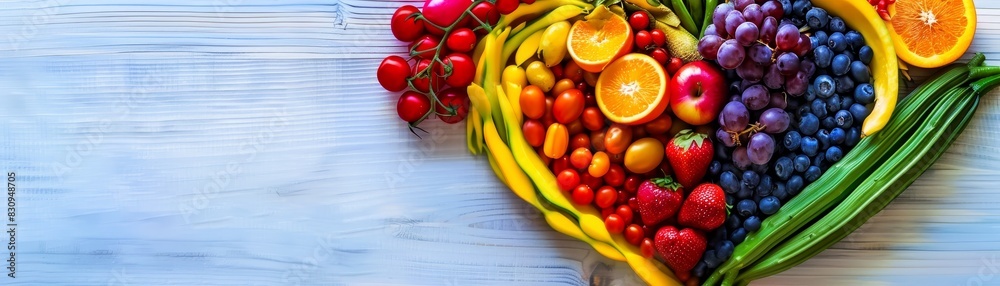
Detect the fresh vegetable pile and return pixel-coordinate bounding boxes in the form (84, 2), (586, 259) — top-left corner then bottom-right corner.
(375, 0), (995, 285)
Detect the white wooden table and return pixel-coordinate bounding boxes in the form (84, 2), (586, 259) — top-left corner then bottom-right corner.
(2, 0), (1000, 285)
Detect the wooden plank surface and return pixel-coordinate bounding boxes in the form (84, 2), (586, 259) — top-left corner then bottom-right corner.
(1, 0), (1000, 285)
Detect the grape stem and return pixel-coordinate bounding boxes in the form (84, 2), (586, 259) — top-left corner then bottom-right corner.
(726, 122), (767, 146)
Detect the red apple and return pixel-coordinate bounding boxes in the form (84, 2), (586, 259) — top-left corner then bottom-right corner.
(669, 61), (728, 126)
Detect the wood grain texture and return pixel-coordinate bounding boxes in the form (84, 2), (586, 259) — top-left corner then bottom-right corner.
(1, 0), (999, 285)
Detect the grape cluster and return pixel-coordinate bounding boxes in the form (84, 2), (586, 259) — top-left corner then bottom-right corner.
(692, 0), (875, 278)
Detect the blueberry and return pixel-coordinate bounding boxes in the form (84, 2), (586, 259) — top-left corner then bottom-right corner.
(816, 129), (831, 149)
(693, 261), (708, 278)
(726, 194), (736, 206)
(718, 240), (735, 260)
(813, 30), (829, 47)
(759, 196), (782, 215)
(831, 54), (851, 76)
(752, 163), (769, 174)
(793, 155), (811, 172)
(813, 152), (826, 168)
(850, 61), (871, 83)
(704, 250), (722, 268)
(779, 0), (793, 16)
(801, 136), (820, 156)
(846, 127), (861, 147)
(845, 30), (864, 49)
(775, 156), (794, 180)
(804, 85), (818, 101)
(744, 216), (762, 232)
(841, 50), (856, 62)
(835, 76), (855, 94)
(720, 171), (740, 194)
(784, 130), (802, 151)
(757, 175), (773, 196)
(854, 83), (875, 104)
(859, 45), (874, 65)
(822, 116), (837, 130)
(814, 74), (835, 98)
(826, 146), (844, 162)
(806, 7), (829, 29)
(726, 213), (742, 229)
(813, 45), (834, 69)
(737, 199), (757, 217)
(841, 96), (855, 110)
(835, 110), (854, 129)
(849, 103), (871, 123)
(805, 166), (822, 182)
(830, 127), (846, 145)
(797, 104), (813, 118)
(826, 95), (842, 114)
(731, 227), (748, 244)
(710, 160), (723, 176)
(714, 227), (729, 242)
(792, 0), (812, 17)
(738, 184), (754, 199)
(787, 175), (804, 195)
(809, 36), (823, 51)
(828, 32), (847, 53)
(773, 182), (789, 201)
(742, 170), (760, 187)
(716, 141), (732, 160)
(811, 99), (828, 118)
(829, 17), (846, 33)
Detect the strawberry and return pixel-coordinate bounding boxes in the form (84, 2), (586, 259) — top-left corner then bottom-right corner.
(666, 129), (714, 190)
(635, 177), (684, 227)
(678, 183), (727, 231)
(654, 226), (707, 274)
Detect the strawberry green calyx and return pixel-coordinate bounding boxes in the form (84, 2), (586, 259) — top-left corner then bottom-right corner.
(673, 129), (708, 151)
(650, 176), (682, 191)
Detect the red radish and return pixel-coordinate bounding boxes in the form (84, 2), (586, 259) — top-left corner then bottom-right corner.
(423, 0), (473, 28)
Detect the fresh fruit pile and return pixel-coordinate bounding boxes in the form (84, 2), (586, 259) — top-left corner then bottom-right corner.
(376, 0), (993, 285)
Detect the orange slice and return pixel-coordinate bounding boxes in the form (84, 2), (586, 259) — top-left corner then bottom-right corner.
(595, 53), (669, 125)
(886, 0), (976, 68)
(567, 6), (634, 73)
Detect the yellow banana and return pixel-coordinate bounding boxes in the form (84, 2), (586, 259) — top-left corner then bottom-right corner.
(538, 21), (571, 67)
(495, 0), (593, 31)
(515, 30), (545, 66)
(501, 5), (588, 66)
(812, 0), (898, 137)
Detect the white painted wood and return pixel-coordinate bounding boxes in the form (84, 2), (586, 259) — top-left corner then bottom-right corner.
(0, 0), (999, 285)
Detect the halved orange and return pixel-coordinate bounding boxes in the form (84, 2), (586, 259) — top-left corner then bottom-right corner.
(595, 53), (669, 125)
(567, 6), (634, 73)
(886, 0), (977, 68)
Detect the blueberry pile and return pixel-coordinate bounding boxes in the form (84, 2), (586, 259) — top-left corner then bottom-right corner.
(694, 0), (874, 278)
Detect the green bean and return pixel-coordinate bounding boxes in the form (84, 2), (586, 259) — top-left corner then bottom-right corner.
(670, 0), (699, 36)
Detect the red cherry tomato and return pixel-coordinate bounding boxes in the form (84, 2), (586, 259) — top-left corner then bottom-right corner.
(650, 29), (666, 47)
(616, 190), (629, 206)
(570, 133), (591, 151)
(556, 169), (580, 192)
(519, 85), (546, 120)
(650, 48), (669, 64)
(667, 57), (684, 75)
(409, 35), (442, 60)
(623, 175), (642, 193)
(435, 87), (469, 124)
(580, 173), (603, 191)
(397, 91), (430, 123)
(390, 5), (424, 42)
(595, 186), (617, 209)
(624, 224), (644, 245)
(522, 119), (546, 147)
(616, 205), (634, 225)
(446, 28), (477, 53)
(542, 97), (556, 127)
(629, 11), (650, 31)
(580, 107), (605, 131)
(470, 2), (500, 31)
(411, 59), (443, 93)
(551, 155), (570, 174)
(566, 119), (585, 136)
(553, 89), (585, 124)
(377, 55), (410, 92)
(495, 0), (519, 15)
(571, 184), (594, 205)
(605, 164), (625, 187)
(438, 53), (475, 87)
(634, 30), (653, 51)
(605, 214), (625, 234)
(640, 238), (655, 258)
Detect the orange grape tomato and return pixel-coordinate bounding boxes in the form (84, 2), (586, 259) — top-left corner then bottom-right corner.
(552, 79), (576, 96)
(553, 89), (585, 124)
(522, 119), (546, 147)
(589, 151), (610, 177)
(543, 123), (569, 159)
(624, 137), (665, 174)
(581, 107), (606, 131)
(519, 85), (546, 120)
(604, 123), (633, 155)
(644, 112), (673, 135)
(569, 147), (593, 170)
(563, 60), (585, 83)
(590, 130), (607, 152)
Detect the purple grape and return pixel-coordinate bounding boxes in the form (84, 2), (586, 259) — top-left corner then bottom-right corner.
(760, 108), (791, 133)
(747, 133), (775, 165)
(737, 59), (764, 82)
(720, 101), (751, 131)
(735, 0), (754, 11)
(775, 52), (800, 76)
(748, 43), (772, 64)
(735, 22), (759, 46)
(801, 59), (816, 77)
(742, 4), (764, 26)
(717, 128), (737, 147)
(776, 23), (800, 51)
(699, 35), (725, 60)
(770, 92), (788, 109)
(785, 70), (809, 96)
(763, 64), (784, 89)
(704, 24), (719, 37)
(760, 17), (779, 46)
(725, 11), (747, 36)
(761, 0), (784, 19)
(717, 39), (746, 69)
(713, 3), (736, 38)
(733, 146), (752, 169)
(794, 34), (812, 57)
(742, 84), (770, 110)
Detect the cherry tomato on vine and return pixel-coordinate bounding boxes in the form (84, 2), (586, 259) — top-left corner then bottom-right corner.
(435, 87), (469, 124)
(391, 5), (424, 42)
(605, 214), (625, 234)
(377, 55), (410, 92)
(469, 2), (500, 31)
(667, 57), (684, 75)
(438, 53), (475, 87)
(629, 11), (650, 31)
(495, 0), (519, 15)
(410, 35), (443, 60)
(519, 85), (546, 120)
(650, 48), (669, 64)
(595, 186), (617, 209)
(445, 28), (477, 53)
(411, 59), (443, 93)
(397, 91), (431, 123)
(556, 169), (581, 192)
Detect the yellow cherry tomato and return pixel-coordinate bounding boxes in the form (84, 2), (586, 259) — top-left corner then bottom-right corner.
(526, 60), (555, 92)
(624, 137), (665, 174)
(589, 151), (610, 177)
(543, 123), (569, 159)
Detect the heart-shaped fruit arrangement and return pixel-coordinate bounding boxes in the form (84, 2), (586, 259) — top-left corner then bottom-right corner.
(376, 0), (995, 284)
